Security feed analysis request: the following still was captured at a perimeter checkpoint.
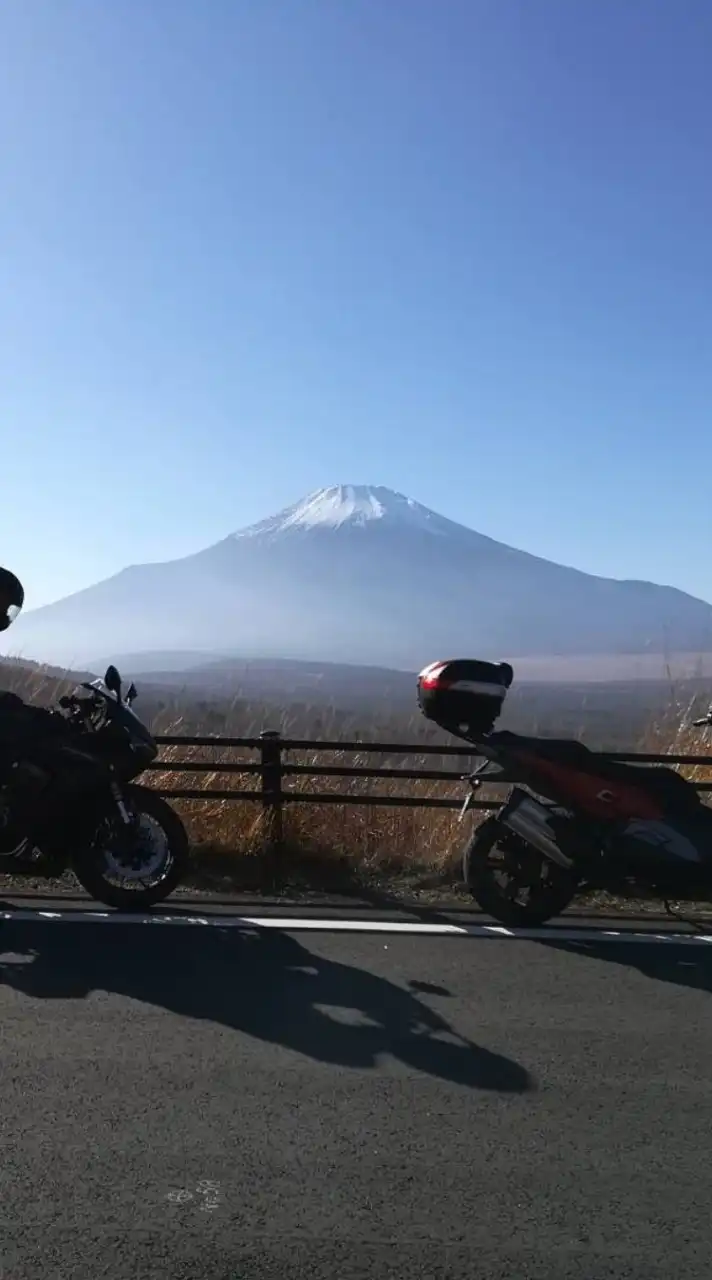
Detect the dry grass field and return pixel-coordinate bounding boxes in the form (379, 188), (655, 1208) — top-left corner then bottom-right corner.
(2, 657), (711, 895)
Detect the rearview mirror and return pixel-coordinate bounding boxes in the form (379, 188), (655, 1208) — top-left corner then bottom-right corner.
(104, 665), (122, 699)
(126, 682), (138, 705)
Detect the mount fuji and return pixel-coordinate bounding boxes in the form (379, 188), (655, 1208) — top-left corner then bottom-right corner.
(6, 485), (712, 673)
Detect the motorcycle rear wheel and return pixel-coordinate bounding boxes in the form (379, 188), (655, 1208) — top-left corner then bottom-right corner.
(463, 816), (579, 927)
(73, 785), (189, 910)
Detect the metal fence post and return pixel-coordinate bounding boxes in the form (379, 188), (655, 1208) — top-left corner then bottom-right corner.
(259, 730), (284, 854)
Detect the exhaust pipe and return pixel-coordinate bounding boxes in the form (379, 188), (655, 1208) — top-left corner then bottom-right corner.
(501, 795), (574, 869)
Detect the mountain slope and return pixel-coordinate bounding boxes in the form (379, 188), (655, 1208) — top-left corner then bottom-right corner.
(6, 485), (712, 670)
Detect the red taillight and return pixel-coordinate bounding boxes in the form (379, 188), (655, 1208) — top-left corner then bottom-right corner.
(418, 661), (453, 690)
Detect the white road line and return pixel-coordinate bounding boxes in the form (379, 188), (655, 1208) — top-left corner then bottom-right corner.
(241, 916), (465, 934)
(0, 908), (712, 944)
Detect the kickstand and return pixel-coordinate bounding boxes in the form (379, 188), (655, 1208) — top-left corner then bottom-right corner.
(663, 899), (712, 932)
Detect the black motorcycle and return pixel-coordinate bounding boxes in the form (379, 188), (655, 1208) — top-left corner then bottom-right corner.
(0, 664), (189, 909)
(417, 657), (712, 926)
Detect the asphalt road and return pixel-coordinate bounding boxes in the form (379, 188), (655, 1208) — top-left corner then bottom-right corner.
(1, 913), (712, 1279)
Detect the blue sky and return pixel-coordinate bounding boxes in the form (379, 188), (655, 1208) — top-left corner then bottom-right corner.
(2, 0), (712, 607)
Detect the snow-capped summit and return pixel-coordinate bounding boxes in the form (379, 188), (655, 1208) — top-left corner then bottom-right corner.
(233, 485), (452, 539)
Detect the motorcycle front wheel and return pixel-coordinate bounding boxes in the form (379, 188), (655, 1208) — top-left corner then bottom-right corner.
(463, 815), (579, 927)
(73, 785), (190, 910)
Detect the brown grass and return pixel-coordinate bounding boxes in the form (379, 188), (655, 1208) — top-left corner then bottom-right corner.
(3, 658), (712, 896)
(641, 693), (712, 789)
(151, 738), (480, 892)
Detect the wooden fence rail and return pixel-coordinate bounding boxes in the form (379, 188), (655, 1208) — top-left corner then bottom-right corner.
(145, 731), (712, 848)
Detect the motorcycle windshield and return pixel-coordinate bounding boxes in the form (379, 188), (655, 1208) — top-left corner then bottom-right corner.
(87, 678), (116, 700)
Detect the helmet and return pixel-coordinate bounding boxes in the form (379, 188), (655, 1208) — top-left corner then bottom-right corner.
(0, 568), (24, 632)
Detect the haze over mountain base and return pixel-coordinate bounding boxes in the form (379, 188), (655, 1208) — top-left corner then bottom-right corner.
(5, 486), (712, 676)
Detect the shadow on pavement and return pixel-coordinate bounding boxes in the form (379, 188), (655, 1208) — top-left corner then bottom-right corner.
(0, 920), (533, 1093)
(536, 936), (712, 995)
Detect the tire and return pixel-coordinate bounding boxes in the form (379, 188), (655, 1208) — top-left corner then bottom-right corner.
(463, 815), (579, 927)
(73, 785), (190, 910)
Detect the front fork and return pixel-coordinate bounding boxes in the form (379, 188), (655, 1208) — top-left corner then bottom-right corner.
(109, 773), (132, 825)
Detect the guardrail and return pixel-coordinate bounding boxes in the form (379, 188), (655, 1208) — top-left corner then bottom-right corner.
(145, 731), (712, 848)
